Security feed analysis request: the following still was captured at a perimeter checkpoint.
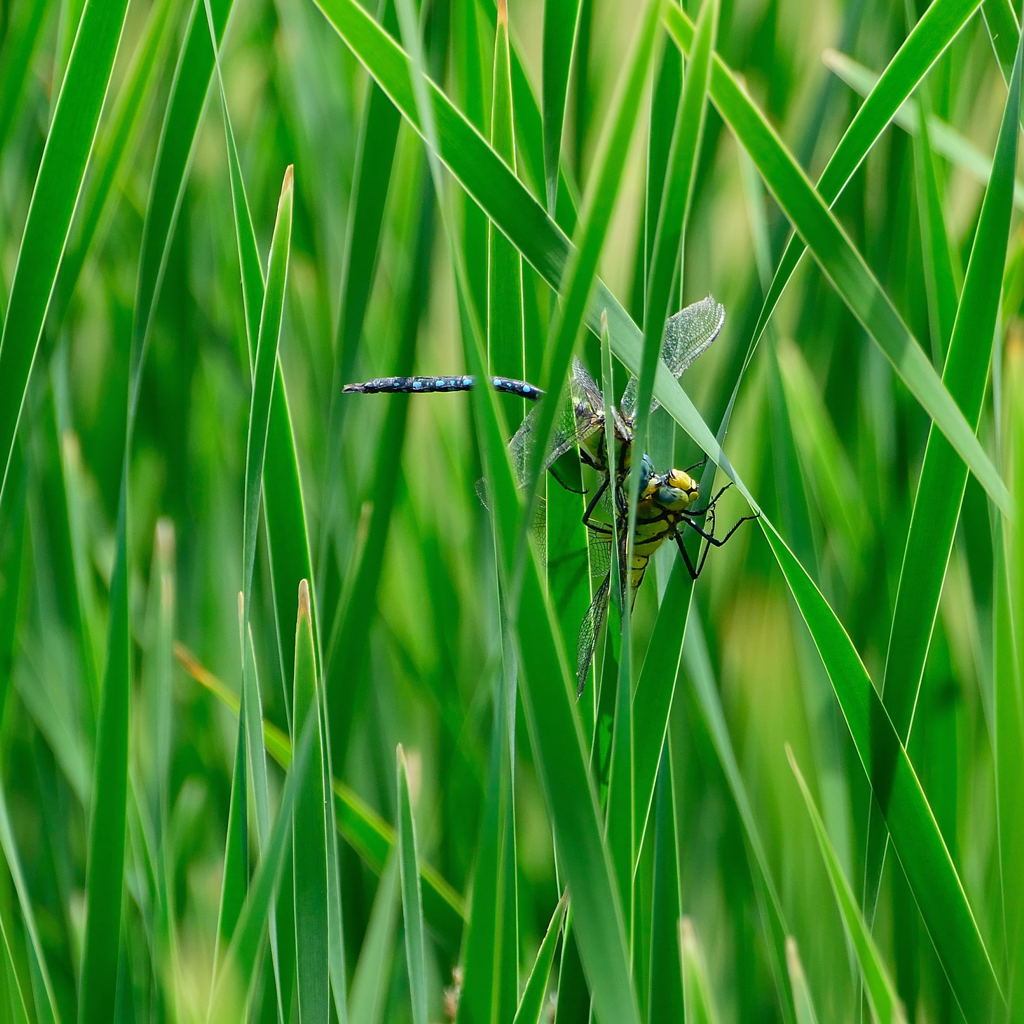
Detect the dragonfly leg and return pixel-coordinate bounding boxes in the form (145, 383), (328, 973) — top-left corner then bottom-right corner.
(684, 454), (709, 475)
(549, 462), (586, 494)
(581, 474), (611, 534)
(688, 482), (733, 516)
(675, 530), (702, 580)
(677, 509), (760, 579)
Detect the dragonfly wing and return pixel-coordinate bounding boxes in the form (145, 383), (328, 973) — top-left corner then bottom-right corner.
(620, 296), (726, 418)
(505, 362), (608, 485)
(576, 572), (611, 696)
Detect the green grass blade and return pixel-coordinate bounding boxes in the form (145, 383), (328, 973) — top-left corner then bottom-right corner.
(512, 896), (567, 1024)
(541, 0), (583, 210)
(663, 3), (1009, 514)
(679, 919), (721, 1024)
(645, 753), (683, 1024)
(348, 856), (400, 1024)
(982, 0), (1020, 80)
(131, 0), (234, 349)
(242, 167), (294, 603)
(630, 0), (717, 849)
(397, 747), (430, 1024)
(997, 343), (1024, 1012)
(682, 612), (796, 1023)
(759, 520), (1001, 1014)
(76, 483), (130, 1023)
(0, 907), (30, 1024)
(210, 709), (318, 1018)
(326, 169), (435, 769)
(0, 783), (59, 1024)
(824, 50), (1024, 210)
(788, 750), (907, 1024)
(460, 374), (519, 1024)
(53, 0), (179, 336)
(214, 675), (250, 958)
(633, 0), (717, 454)
(882, 22), (1021, 735)
(209, 7), (318, 686)
(786, 940), (821, 1024)
(745, 0), (983, 357)
(0, 0), (131, 501)
(291, 580), (330, 1022)
(0, 0), (48, 160)
(911, 99), (960, 361)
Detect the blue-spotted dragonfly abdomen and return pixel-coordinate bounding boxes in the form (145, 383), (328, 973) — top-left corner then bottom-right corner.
(342, 374), (543, 400)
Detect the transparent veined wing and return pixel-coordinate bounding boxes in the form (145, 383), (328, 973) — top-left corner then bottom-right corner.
(575, 573), (611, 696)
(620, 295), (726, 419)
(506, 357), (609, 485)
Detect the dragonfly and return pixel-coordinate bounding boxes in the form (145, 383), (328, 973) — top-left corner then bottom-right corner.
(343, 296), (757, 693)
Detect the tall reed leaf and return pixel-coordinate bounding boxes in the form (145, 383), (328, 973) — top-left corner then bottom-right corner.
(0, 0), (131, 502)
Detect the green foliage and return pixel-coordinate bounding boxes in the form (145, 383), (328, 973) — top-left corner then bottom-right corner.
(0, 0), (1020, 1020)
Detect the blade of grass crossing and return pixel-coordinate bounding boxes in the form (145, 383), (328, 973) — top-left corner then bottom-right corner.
(512, 896), (567, 1024)
(242, 168), (294, 607)
(983, 0), (1020, 81)
(541, 0), (583, 211)
(787, 750), (908, 1024)
(397, 747), (430, 1024)
(292, 581), (329, 1022)
(663, 3), (1009, 514)
(0, 0), (131, 502)
(911, 98), (961, 362)
(823, 51), (1024, 211)
(744, 0), (982, 357)
(759, 520), (1001, 1015)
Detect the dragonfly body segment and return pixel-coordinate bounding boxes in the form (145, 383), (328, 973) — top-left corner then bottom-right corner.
(343, 374), (543, 400)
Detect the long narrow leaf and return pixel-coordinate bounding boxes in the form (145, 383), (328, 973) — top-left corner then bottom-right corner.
(0, 0), (131, 501)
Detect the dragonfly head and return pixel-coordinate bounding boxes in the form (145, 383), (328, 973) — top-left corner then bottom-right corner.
(648, 467), (700, 511)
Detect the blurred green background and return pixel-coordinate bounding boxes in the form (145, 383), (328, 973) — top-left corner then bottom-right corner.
(0, 0), (1022, 1020)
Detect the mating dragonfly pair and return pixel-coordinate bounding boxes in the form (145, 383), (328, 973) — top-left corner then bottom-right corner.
(344, 296), (757, 693)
